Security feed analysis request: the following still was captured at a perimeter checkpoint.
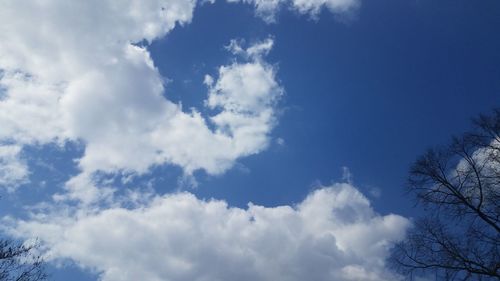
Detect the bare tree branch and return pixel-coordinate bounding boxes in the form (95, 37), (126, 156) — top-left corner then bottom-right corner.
(390, 108), (500, 280)
(0, 239), (47, 281)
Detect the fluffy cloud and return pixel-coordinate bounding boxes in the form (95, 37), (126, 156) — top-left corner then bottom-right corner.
(0, 4), (399, 281)
(0, 145), (29, 191)
(0, 0), (196, 83)
(227, 0), (360, 22)
(9, 183), (409, 281)
(0, 0), (361, 198)
(0, 1), (283, 195)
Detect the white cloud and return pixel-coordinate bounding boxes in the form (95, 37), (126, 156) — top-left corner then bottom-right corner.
(0, 0), (196, 83)
(0, 72), (66, 144)
(0, 145), (29, 191)
(225, 38), (275, 59)
(0, 4), (400, 280)
(227, 0), (359, 22)
(0, 1), (283, 198)
(292, 0), (360, 17)
(0, 0), (197, 158)
(8, 183), (409, 281)
(450, 139), (500, 212)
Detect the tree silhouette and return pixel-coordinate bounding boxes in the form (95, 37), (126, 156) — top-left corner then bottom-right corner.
(0, 239), (47, 281)
(391, 109), (500, 280)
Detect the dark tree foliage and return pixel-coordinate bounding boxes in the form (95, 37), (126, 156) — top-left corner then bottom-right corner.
(391, 109), (500, 280)
(0, 239), (46, 281)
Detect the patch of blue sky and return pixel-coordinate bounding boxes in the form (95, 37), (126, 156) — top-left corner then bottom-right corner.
(145, 0), (500, 217)
(0, 143), (83, 218)
(0, 1), (499, 280)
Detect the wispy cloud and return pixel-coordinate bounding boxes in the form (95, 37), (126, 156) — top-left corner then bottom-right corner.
(227, 0), (360, 22)
(0, 145), (29, 192)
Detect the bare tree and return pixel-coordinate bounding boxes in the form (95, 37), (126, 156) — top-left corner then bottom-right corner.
(390, 109), (500, 280)
(0, 239), (47, 281)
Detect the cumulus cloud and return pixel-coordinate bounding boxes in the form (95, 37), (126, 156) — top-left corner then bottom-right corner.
(0, 0), (195, 170)
(0, 0), (360, 191)
(0, 1), (283, 198)
(0, 4), (402, 281)
(227, 0), (360, 22)
(0, 145), (29, 191)
(0, 0), (196, 84)
(8, 183), (409, 281)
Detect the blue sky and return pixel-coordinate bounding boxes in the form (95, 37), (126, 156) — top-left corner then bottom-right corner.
(0, 1), (499, 281)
